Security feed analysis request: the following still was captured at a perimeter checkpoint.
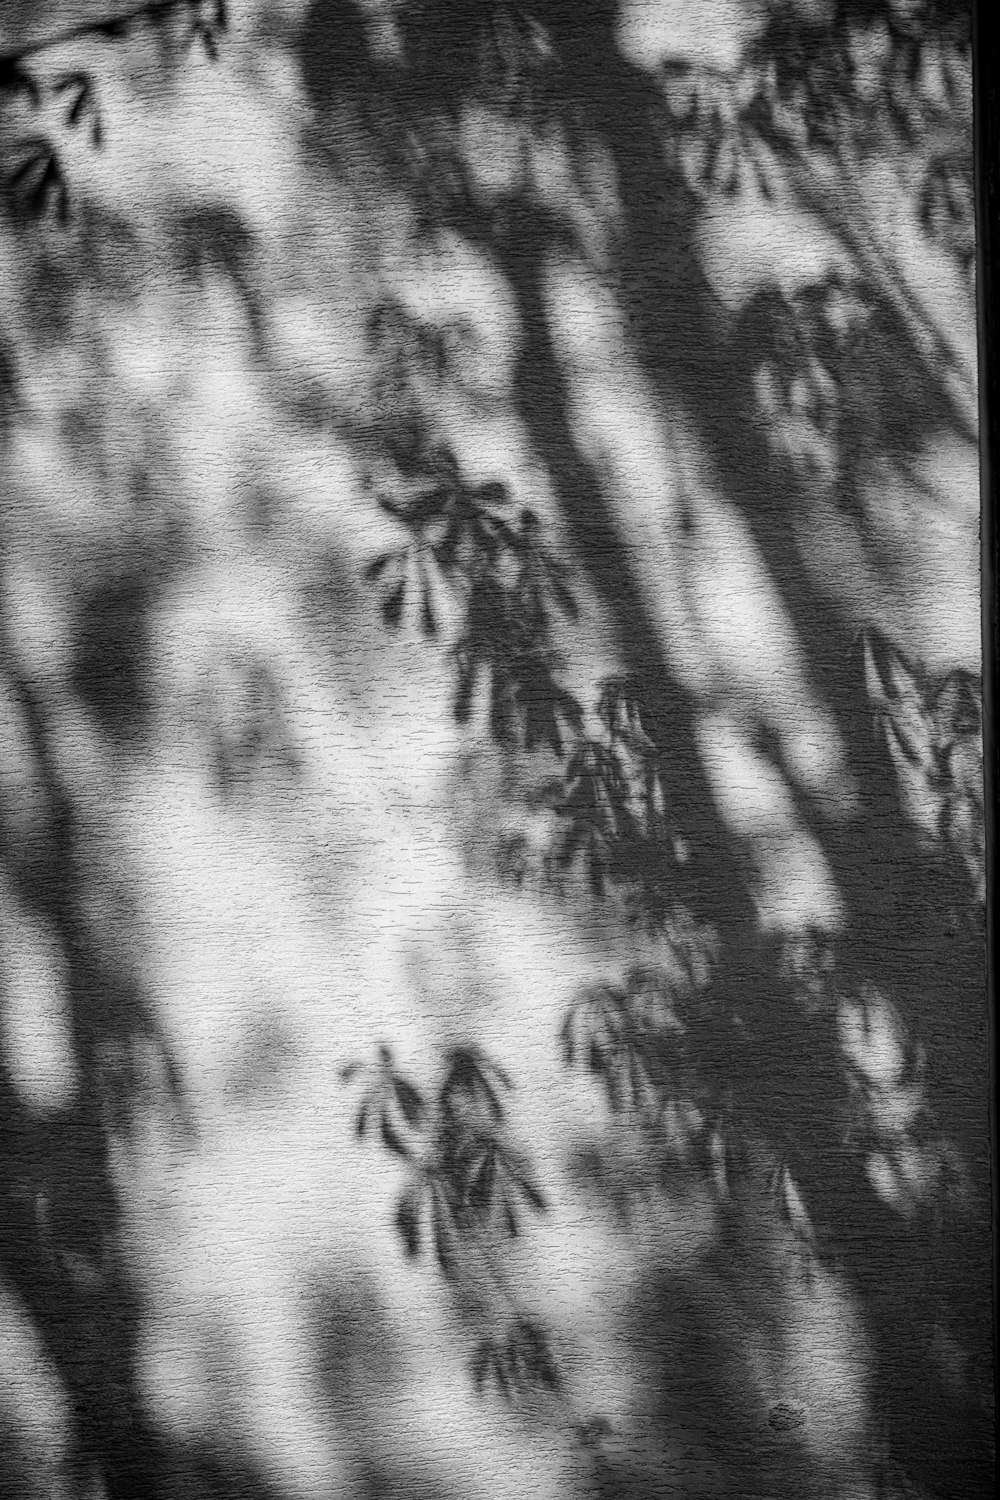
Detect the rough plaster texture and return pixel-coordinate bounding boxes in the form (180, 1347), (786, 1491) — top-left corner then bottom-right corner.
(0, 3), (993, 1499)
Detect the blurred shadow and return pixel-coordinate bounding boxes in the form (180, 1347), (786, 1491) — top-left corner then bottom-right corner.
(308, 1274), (461, 1500)
(1, 626), (185, 1498)
(70, 575), (154, 743)
(550, 22), (991, 1493)
(150, 1445), (290, 1500)
(0, 5), (991, 1499)
(496, 196), (755, 937)
(293, 4), (994, 1492)
(172, 204), (267, 359)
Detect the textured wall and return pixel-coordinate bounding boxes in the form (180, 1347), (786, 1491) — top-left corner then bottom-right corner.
(0, 4), (992, 1498)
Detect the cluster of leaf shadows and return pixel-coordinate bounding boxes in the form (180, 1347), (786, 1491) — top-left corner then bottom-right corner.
(364, 407), (689, 921)
(359, 408), (984, 1438)
(861, 628), (985, 898)
(366, 426), (581, 755)
(659, 0), (974, 281)
(340, 1044), (559, 1402)
(349, 20), (990, 1467)
(0, 1), (228, 223)
(1, 0), (988, 1489)
(361, 394), (988, 1457)
(349, 0), (990, 1437)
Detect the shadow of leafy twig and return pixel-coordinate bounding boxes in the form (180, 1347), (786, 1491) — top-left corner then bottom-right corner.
(1, 1), (229, 223)
(341, 1041), (559, 1402)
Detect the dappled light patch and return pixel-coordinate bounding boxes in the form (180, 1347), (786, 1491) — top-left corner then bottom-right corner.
(861, 626), (984, 890)
(695, 712), (846, 932)
(0, 879), (77, 1113)
(0, 2), (989, 1497)
(838, 985), (972, 1224)
(617, 0), (756, 75)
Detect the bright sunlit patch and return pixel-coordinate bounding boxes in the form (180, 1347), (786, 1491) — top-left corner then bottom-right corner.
(699, 188), (851, 313)
(838, 990), (907, 1089)
(0, 880), (78, 1114)
(681, 476), (851, 797)
(696, 713), (846, 933)
(543, 254), (716, 694)
(865, 1150), (918, 1218)
(0, 8), (982, 1492)
(544, 252), (855, 827)
(392, 230), (522, 398)
(776, 1261), (873, 1483)
(616, 0), (764, 75)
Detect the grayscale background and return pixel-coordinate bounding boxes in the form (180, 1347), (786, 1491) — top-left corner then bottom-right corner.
(0, 4), (992, 1498)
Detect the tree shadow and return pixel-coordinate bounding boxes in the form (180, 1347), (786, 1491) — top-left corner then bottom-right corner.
(0, 627), (188, 1499)
(172, 204), (268, 361)
(0, 4), (991, 1497)
(546, 22), (990, 1494)
(290, 4), (991, 1492)
(307, 1272), (469, 1500)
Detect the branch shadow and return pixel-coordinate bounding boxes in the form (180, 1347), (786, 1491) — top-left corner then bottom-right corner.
(0, 626), (188, 1499)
